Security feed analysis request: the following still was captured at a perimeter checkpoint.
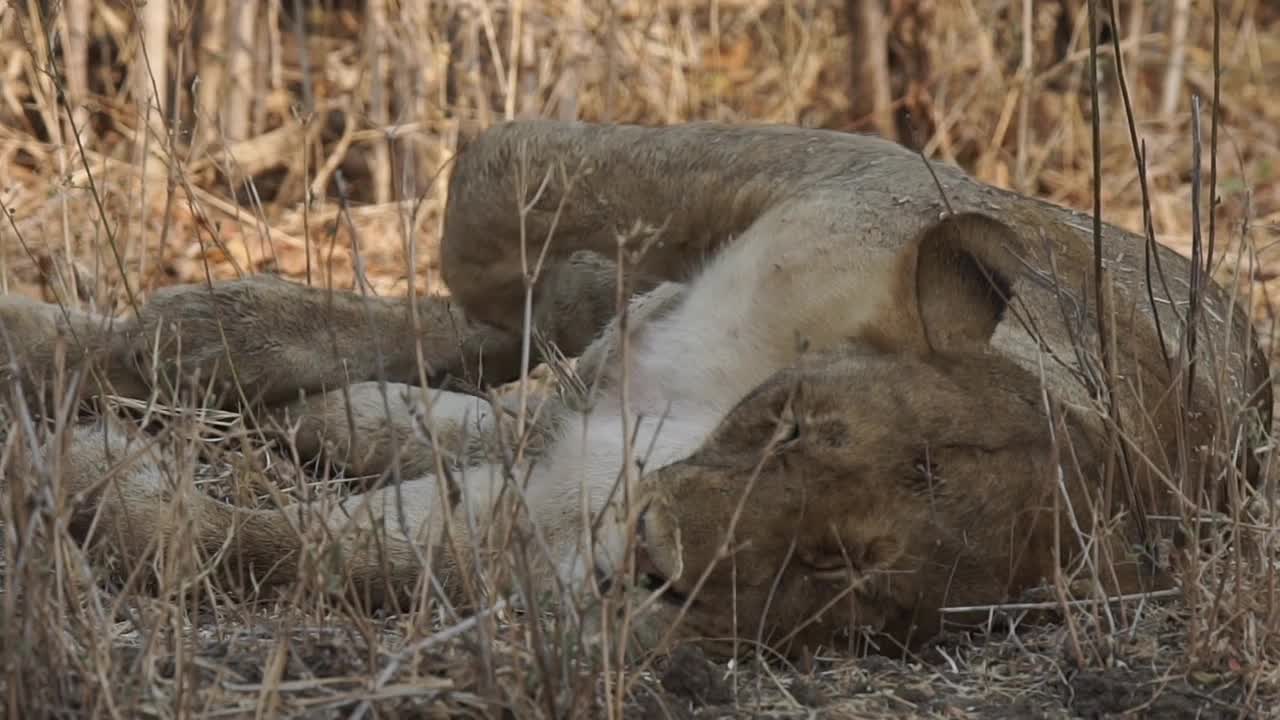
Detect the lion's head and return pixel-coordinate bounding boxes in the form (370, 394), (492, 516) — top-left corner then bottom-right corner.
(627, 214), (1127, 658)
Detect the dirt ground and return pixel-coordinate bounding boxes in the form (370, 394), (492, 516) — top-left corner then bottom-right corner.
(51, 603), (1272, 718)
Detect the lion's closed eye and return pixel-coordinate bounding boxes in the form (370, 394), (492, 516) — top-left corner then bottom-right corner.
(806, 559), (854, 584)
(794, 548), (849, 582)
(800, 538), (902, 583)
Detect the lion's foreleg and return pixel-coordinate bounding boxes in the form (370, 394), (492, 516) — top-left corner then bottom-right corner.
(0, 295), (149, 411)
(263, 380), (562, 482)
(125, 275), (526, 407)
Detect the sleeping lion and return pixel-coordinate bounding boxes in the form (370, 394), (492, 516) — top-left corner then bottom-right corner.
(1, 120), (1272, 658)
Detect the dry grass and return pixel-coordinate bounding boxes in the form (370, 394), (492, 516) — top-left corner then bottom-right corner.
(1, 1), (1280, 717)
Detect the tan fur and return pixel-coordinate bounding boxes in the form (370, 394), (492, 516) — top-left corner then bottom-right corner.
(0, 120), (1271, 660)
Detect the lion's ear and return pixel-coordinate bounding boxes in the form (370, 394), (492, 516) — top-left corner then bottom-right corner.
(900, 213), (1020, 354)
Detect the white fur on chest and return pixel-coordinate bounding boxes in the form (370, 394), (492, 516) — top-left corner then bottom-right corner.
(531, 220), (893, 589)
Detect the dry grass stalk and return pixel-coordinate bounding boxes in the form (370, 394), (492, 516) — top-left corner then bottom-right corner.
(0, 1), (1278, 717)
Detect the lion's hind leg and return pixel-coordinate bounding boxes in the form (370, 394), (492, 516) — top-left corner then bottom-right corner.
(8, 411), (507, 610)
(7, 418), (244, 586)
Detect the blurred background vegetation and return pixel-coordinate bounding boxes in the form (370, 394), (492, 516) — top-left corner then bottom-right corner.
(0, 1), (1276, 327)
